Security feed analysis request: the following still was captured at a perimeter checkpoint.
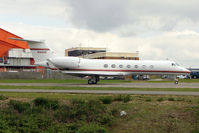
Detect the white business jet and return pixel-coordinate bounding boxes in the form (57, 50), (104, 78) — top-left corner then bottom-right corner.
(10, 38), (190, 84)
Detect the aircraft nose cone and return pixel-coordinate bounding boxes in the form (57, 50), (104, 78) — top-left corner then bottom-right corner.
(187, 69), (191, 73)
(183, 68), (191, 74)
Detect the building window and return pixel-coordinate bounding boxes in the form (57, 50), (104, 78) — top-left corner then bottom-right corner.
(0, 58), (3, 63)
(127, 65), (131, 68)
(104, 64), (108, 68)
(119, 65), (123, 68)
(111, 64), (116, 68)
(134, 65), (138, 68)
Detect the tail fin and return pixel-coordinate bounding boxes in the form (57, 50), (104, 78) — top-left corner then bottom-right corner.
(9, 38), (56, 67)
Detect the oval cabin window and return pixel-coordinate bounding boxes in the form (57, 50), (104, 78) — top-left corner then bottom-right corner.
(134, 65), (138, 68)
(104, 64), (108, 68)
(111, 64), (116, 68)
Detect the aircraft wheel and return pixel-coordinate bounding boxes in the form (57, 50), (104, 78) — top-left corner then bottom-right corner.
(88, 79), (92, 84)
(88, 79), (97, 84)
(88, 77), (98, 84)
(94, 79), (97, 84)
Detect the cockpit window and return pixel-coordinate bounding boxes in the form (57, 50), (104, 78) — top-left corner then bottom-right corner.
(171, 63), (176, 66)
(171, 62), (180, 66)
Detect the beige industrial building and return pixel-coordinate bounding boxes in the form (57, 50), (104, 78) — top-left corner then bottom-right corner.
(65, 47), (139, 60)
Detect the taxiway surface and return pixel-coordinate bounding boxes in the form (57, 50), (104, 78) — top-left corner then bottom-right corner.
(0, 82), (199, 95)
(0, 82), (199, 88)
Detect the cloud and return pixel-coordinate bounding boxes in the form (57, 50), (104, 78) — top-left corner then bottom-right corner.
(0, 0), (67, 18)
(1, 0), (199, 67)
(66, 0), (132, 32)
(2, 23), (199, 67)
(66, 0), (199, 37)
(0, 0), (71, 27)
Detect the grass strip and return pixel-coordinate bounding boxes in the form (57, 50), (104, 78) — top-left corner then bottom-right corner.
(0, 85), (199, 91)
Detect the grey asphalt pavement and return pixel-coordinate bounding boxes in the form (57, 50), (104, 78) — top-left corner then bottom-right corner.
(0, 89), (199, 96)
(0, 82), (199, 88)
(0, 82), (199, 95)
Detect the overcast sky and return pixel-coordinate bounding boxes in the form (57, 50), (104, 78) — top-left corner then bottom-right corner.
(1, 0), (199, 67)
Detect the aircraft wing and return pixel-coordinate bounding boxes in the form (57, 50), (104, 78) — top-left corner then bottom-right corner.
(61, 70), (127, 77)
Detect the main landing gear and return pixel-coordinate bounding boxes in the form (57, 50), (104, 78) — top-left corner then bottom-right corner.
(174, 77), (179, 84)
(88, 76), (100, 84)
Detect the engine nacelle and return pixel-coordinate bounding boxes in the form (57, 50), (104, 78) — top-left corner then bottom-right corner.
(49, 57), (79, 69)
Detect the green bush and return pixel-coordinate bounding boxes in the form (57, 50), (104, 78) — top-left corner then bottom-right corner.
(157, 97), (164, 102)
(12, 116), (40, 133)
(168, 97), (175, 101)
(100, 97), (113, 104)
(123, 95), (131, 103)
(113, 95), (131, 103)
(0, 98), (113, 133)
(176, 98), (185, 101)
(186, 99), (192, 102)
(191, 128), (199, 133)
(78, 124), (108, 133)
(70, 100), (106, 122)
(111, 108), (118, 116)
(33, 97), (59, 110)
(0, 118), (12, 133)
(145, 97), (152, 102)
(114, 95), (123, 101)
(98, 114), (113, 126)
(54, 105), (71, 123)
(34, 114), (53, 130)
(9, 100), (31, 113)
(0, 95), (8, 100)
(47, 124), (74, 133)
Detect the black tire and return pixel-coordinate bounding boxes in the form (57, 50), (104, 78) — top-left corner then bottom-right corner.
(88, 79), (92, 84)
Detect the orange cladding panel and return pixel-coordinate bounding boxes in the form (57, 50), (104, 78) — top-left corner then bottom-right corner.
(0, 28), (29, 57)
(0, 44), (13, 57)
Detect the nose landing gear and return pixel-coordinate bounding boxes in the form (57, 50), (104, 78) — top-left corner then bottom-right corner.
(88, 76), (100, 84)
(174, 77), (179, 84)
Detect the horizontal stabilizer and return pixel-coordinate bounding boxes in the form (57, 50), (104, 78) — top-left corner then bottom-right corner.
(9, 38), (44, 43)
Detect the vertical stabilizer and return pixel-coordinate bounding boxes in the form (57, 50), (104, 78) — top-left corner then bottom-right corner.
(9, 38), (56, 67)
(27, 41), (55, 63)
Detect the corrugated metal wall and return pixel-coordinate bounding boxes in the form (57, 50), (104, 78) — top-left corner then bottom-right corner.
(8, 58), (31, 66)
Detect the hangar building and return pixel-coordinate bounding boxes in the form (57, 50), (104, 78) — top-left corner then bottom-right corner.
(0, 28), (36, 71)
(65, 47), (139, 60)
